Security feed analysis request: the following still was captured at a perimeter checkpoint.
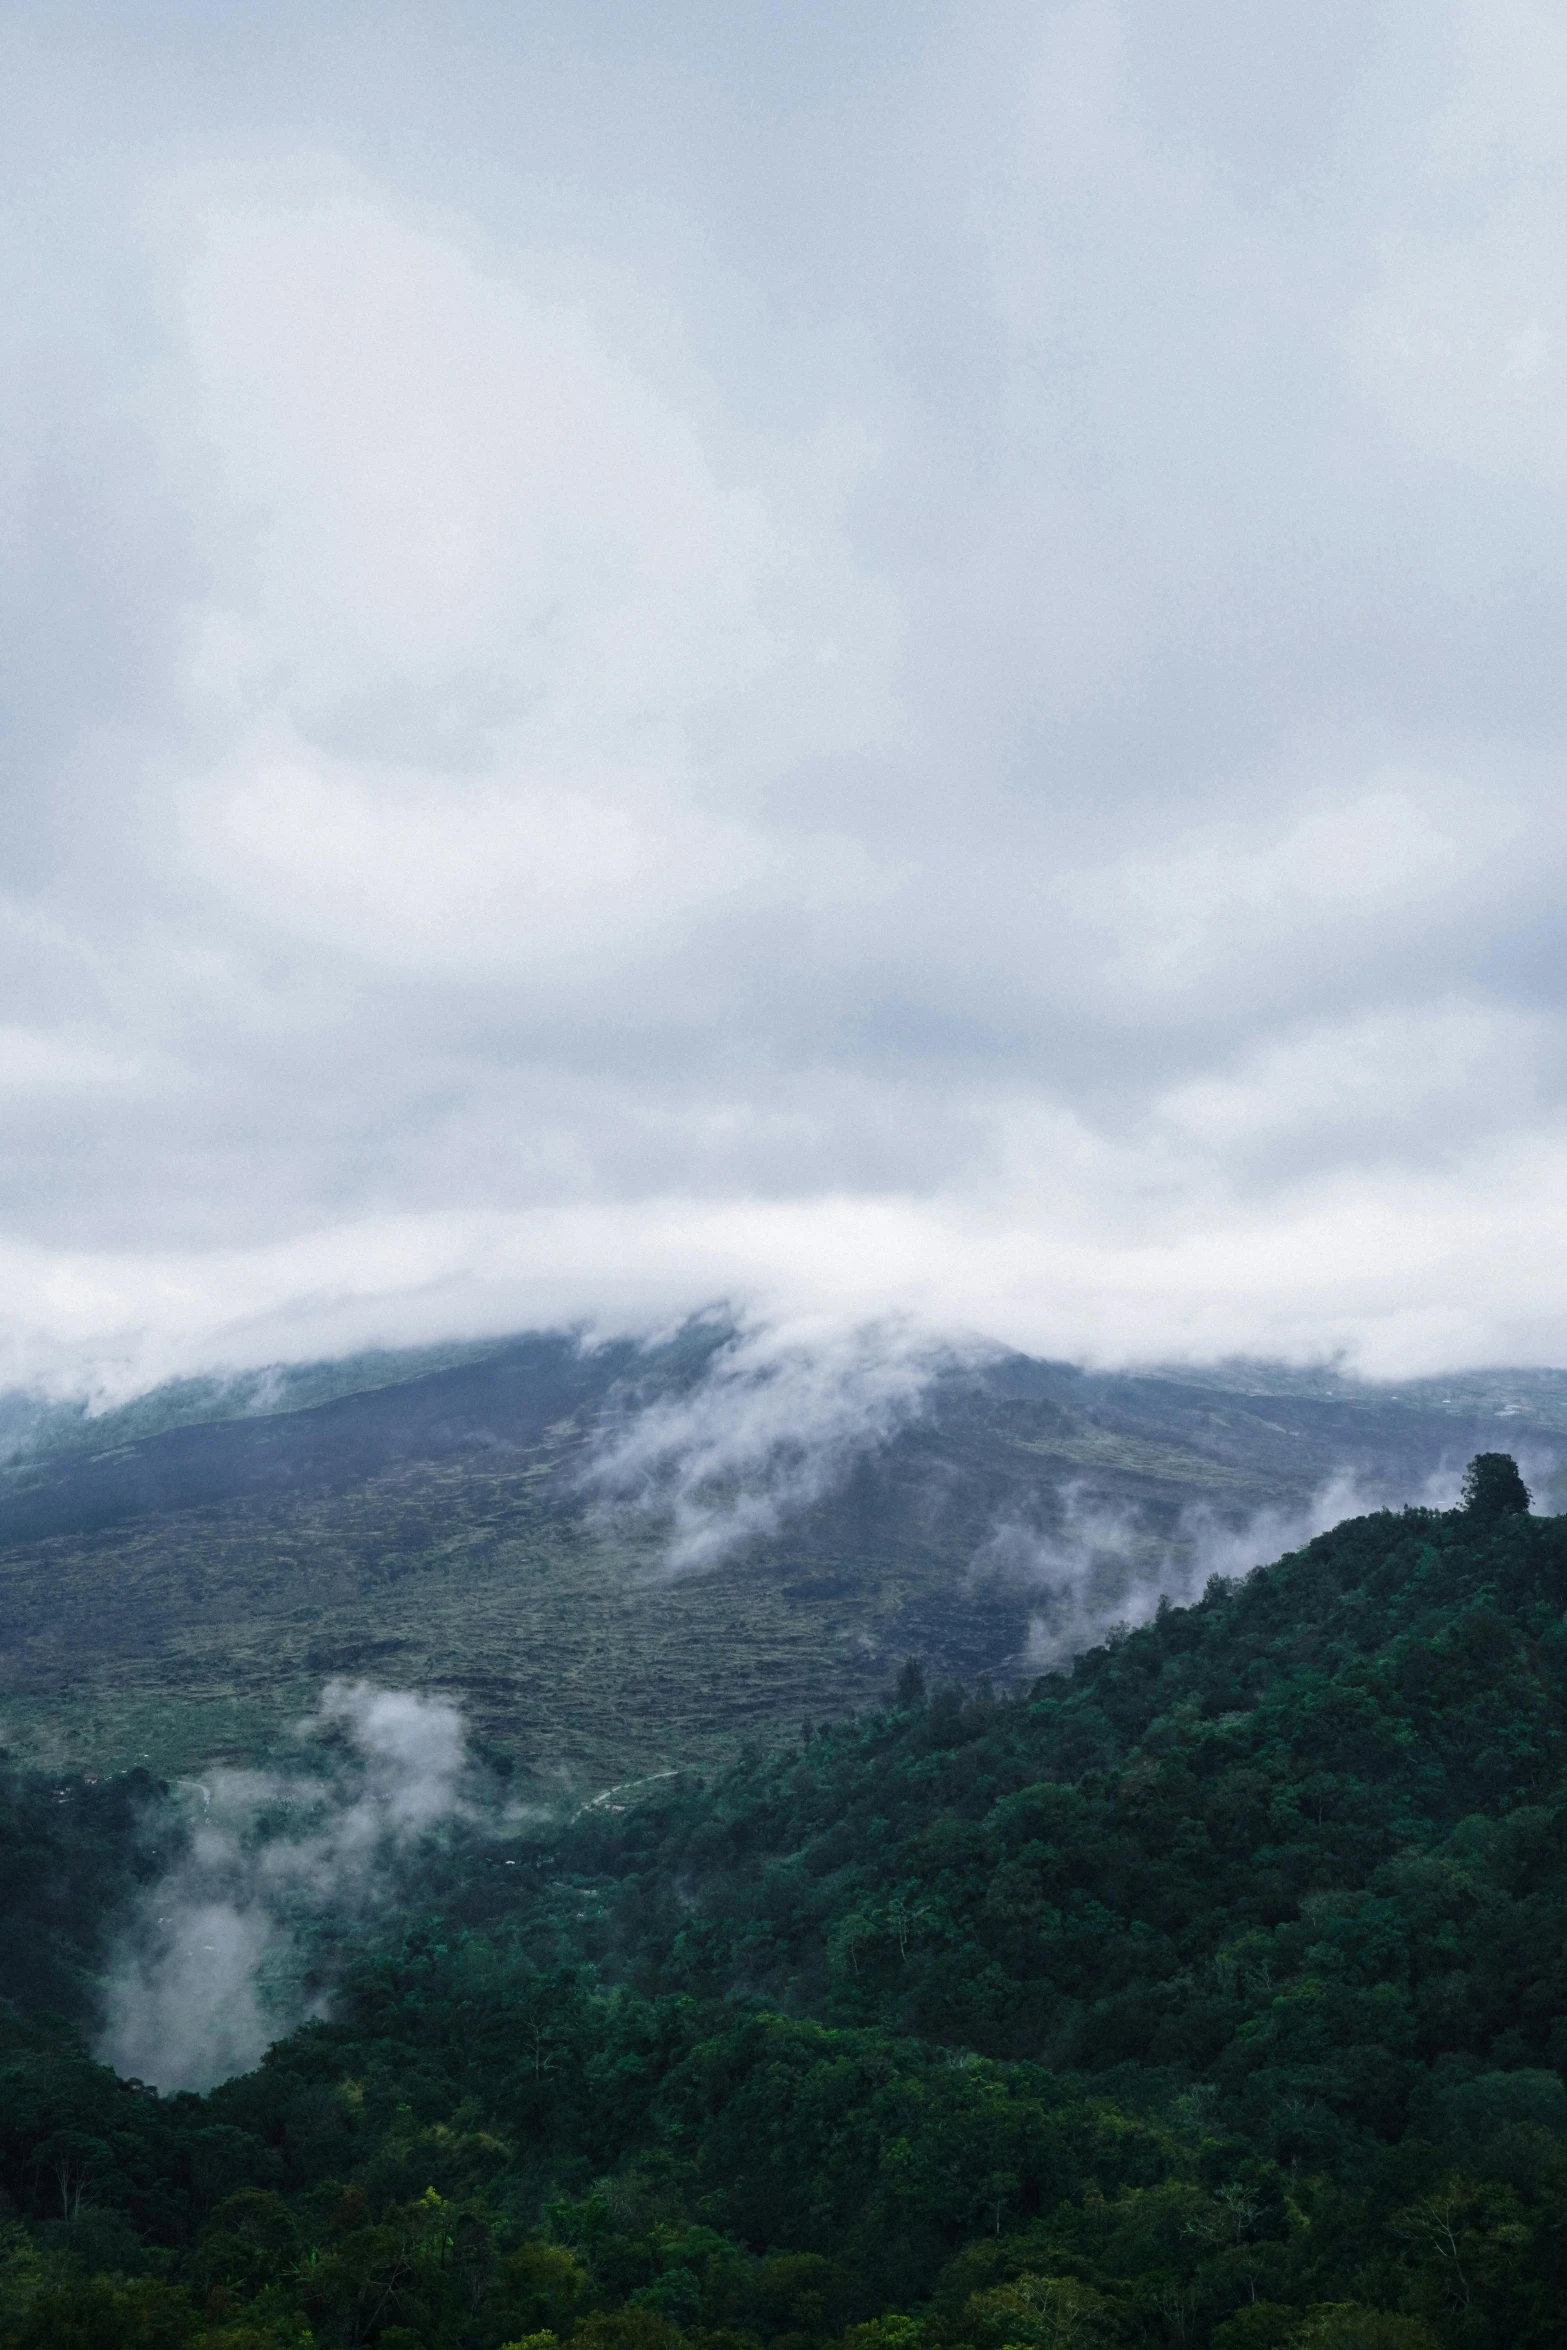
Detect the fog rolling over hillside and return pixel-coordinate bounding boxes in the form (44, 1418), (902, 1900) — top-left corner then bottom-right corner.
(0, 1322), (1563, 1785)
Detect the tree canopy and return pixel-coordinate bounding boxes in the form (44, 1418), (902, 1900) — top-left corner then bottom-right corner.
(1459, 1451), (1531, 1518)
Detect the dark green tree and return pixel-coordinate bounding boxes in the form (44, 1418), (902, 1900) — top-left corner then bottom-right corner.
(1460, 1452), (1531, 1518)
(894, 1657), (927, 1709)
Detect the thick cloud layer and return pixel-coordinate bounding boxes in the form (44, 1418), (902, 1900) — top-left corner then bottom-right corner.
(4, 2), (1567, 1388)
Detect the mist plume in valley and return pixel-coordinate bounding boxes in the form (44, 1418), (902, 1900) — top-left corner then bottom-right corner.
(98, 1681), (471, 2093)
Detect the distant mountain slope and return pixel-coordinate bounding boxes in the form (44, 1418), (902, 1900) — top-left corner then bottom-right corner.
(0, 1332), (637, 1541)
(0, 1330), (1561, 1783)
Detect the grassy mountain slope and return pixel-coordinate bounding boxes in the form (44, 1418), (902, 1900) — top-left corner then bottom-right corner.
(1, 1332), (1563, 1783)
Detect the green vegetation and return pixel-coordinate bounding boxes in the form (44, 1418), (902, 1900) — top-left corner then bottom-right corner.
(1457, 1455), (1530, 1520)
(3, 1463), (1567, 2343)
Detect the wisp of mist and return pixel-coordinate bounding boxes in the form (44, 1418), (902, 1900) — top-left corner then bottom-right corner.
(580, 1321), (1524, 1649)
(981, 1465), (1470, 1671)
(584, 1316), (955, 1572)
(98, 1681), (471, 2093)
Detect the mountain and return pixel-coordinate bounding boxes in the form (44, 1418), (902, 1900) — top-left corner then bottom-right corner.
(1, 1327), (1564, 1784)
(1, 1470), (1566, 2345)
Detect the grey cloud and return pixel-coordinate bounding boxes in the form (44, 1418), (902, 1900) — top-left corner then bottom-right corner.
(1, 6), (1567, 1384)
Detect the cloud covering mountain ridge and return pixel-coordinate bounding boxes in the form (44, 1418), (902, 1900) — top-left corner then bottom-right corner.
(2, 3), (1566, 1386)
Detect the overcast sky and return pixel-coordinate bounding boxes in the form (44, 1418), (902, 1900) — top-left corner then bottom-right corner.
(4, 0), (1567, 1391)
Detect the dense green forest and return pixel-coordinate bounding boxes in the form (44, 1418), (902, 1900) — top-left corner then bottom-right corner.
(3, 1455), (1566, 2347)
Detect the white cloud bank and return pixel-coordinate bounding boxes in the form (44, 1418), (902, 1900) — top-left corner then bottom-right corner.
(3, 3), (1567, 1392)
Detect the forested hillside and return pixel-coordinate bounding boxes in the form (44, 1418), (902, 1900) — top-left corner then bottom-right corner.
(2, 1458), (1565, 2345)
